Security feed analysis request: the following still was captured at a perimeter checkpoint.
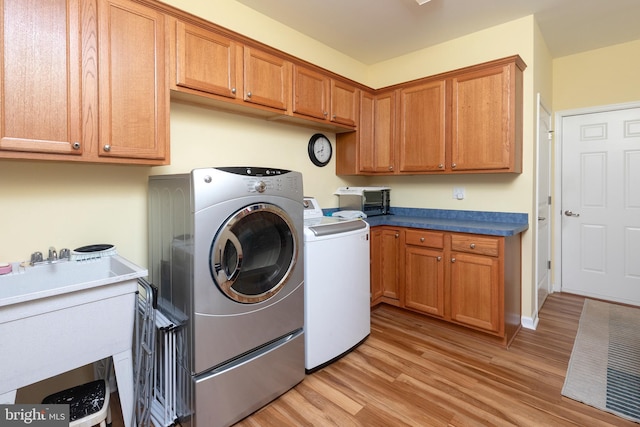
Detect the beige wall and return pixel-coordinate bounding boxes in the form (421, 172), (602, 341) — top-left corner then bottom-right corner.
(553, 39), (640, 111)
(161, 0), (368, 83)
(0, 4), (541, 323)
(5, 1), (640, 390)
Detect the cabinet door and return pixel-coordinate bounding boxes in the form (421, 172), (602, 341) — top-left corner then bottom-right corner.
(405, 246), (445, 317)
(370, 227), (401, 304)
(362, 90), (396, 173)
(97, 0), (168, 161)
(292, 65), (329, 120)
(0, 0), (83, 156)
(449, 252), (501, 333)
(356, 91), (375, 172)
(244, 47), (289, 111)
(380, 228), (401, 300)
(174, 21), (239, 99)
(451, 63), (515, 172)
(330, 80), (358, 127)
(398, 80), (446, 173)
(370, 228), (384, 303)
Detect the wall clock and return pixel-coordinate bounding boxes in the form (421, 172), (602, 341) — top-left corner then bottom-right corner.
(308, 133), (332, 167)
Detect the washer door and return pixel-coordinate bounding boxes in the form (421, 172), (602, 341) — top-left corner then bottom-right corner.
(210, 203), (298, 303)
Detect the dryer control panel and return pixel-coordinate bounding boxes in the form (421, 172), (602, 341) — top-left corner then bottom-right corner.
(217, 166), (290, 177)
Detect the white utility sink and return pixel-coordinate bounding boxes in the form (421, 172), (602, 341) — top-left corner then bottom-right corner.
(0, 255), (147, 427)
(0, 255), (146, 308)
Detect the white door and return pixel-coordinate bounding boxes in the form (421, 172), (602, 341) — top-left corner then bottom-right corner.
(536, 94), (552, 311)
(561, 106), (640, 305)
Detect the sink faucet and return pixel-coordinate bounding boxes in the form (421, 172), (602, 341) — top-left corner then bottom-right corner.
(30, 251), (43, 265)
(48, 247), (57, 262)
(30, 247), (71, 265)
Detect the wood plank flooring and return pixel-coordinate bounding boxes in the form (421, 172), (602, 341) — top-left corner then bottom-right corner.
(111, 292), (634, 426)
(234, 293), (634, 426)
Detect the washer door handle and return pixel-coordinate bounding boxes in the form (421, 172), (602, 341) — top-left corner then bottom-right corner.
(213, 231), (243, 290)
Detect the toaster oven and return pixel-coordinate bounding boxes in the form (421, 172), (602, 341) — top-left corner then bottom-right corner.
(334, 186), (390, 216)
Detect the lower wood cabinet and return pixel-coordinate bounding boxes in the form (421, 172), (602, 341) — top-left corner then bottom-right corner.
(405, 230), (445, 317)
(449, 233), (502, 333)
(372, 226), (522, 346)
(370, 227), (402, 306)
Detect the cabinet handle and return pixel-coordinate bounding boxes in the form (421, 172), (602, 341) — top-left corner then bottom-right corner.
(246, 91), (252, 98)
(103, 144), (111, 152)
(420, 237), (425, 242)
(470, 243), (476, 249)
(451, 258), (456, 263)
(394, 233), (399, 238)
(388, 165), (394, 171)
(332, 114), (336, 119)
(231, 88), (236, 94)
(323, 111), (328, 117)
(451, 163), (457, 168)
(72, 142), (81, 150)
(437, 256), (442, 261)
(438, 164), (444, 169)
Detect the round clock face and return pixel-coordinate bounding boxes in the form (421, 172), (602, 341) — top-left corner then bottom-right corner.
(308, 133), (332, 167)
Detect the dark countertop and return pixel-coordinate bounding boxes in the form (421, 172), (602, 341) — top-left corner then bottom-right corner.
(329, 207), (529, 237)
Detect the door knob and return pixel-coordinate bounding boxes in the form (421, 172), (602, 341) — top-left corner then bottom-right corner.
(564, 210), (580, 217)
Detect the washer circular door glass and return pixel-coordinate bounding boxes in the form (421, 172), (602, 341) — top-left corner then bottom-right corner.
(210, 203), (298, 303)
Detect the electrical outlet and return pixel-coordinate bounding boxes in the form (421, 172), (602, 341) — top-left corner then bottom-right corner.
(453, 187), (465, 200)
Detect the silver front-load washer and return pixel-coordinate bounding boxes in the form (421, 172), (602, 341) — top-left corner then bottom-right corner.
(148, 167), (305, 427)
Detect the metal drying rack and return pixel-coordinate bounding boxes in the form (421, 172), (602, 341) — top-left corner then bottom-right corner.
(134, 278), (157, 427)
(134, 279), (188, 427)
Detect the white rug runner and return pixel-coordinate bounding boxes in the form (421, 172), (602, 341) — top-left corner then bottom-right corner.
(562, 299), (640, 422)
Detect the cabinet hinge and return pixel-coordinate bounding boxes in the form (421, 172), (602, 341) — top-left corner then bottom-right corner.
(548, 130), (554, 140)
(547, 260), (551, 270)
(548, 196), (552, 205)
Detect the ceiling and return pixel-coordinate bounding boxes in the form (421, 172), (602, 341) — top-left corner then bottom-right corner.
(236, 0), (640, 64)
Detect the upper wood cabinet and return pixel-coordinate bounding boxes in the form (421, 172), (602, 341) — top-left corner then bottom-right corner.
(174, 21), (240, 99)
(0, 0), (83, 157)
(398, 80), (447, 173)
(336, 55), (526, 176)
(292, 64), (358, 127)
(371, 90), (398, 173)
(353, 90), (397, 173)
(450, 58), (524, 173)
(0, 0), (169, 164)
(97, 0), (168, 162)
(292, 65), (330, 120)
(171, 20), (290, 112)
(336, 90), (374, 175)
(243, 47), (290, 110)
(330, 79), (359, 127)
(337, 89), (398, 174)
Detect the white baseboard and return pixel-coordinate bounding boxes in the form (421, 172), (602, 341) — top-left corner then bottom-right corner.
(521, 314), (539, 330)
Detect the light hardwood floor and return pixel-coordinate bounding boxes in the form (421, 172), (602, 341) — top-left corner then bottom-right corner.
(113, 292), (634, 426)
(235, 293), (633, 426)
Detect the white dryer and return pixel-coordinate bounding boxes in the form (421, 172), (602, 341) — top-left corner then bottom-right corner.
(303, 197), (370, 372)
